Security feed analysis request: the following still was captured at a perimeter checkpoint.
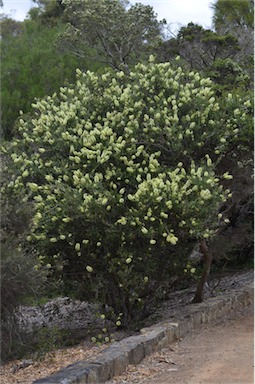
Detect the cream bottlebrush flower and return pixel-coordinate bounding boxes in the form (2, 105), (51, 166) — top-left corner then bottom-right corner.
(45, 174), (54, 182)
(223, 172), (233, 180)
(166, 234), (178, 245)
(75, 243), (81, 251)
(206, 156), (212, 166)
(116, 216), (127, 225)
(200, 189), (211, 200)
(27, 182), (39, 192)
(62, 217), (71, 223)
(22, 169), (29, 177)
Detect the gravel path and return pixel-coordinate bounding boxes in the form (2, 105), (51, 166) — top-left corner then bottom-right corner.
(107, 305), (254, 384)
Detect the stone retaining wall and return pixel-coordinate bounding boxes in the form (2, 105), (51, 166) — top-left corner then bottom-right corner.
(34, 282), (254, 384)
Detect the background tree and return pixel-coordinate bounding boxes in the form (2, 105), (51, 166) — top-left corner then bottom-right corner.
(155, 22), (252, 91)
(208, 58), (250, 91)
(211, 0), (254, 33)
(30, 0), (66, 25)
(58, 0), (165, 71)
(211, 0), (254, 83)
(156, 23), (237, 68)
(0, 15), (23, 37)
(0, 16), (103, 140)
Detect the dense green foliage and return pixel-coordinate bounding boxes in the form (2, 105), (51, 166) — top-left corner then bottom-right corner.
(211, 0), (254, 83)
(30, 0), (66, 24)
(2, 58), (253, 323)
(0, 165), (46, 360)
(211, 0), (254, 32)
(0, 17), (102, 140)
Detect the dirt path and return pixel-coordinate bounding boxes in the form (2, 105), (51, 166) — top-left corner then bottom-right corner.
(108, 305), (254, 384)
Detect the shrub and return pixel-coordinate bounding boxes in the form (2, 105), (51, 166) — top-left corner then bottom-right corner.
(2, 57), (253, 325)
(207, 58), (251, 93)
(0, 245), (46, 361)
(0, 161), (47, 361)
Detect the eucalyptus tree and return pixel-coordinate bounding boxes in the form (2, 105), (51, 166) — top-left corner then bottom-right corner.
(59, 0), (165, 71)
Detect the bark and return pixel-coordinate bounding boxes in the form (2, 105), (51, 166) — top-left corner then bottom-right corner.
(192, 239), (213, 303)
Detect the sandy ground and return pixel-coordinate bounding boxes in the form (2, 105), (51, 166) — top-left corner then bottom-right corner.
(108, 305), (254, 384)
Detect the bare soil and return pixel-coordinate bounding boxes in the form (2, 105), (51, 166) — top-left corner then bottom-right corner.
(108, 305), (254, 384)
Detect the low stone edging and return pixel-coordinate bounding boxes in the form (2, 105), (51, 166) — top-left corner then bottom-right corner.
(33, 282), (254, 384)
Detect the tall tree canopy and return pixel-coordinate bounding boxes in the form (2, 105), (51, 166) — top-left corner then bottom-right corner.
(211, 0), (254, 33)
(58, 0), (165, 71)
(30, 0), (65, 25)
(157, 23), (239, 70)
(210, 0), (254, 85)
(156, 22), (252, 91)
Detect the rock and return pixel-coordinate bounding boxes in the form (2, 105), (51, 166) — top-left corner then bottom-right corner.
(17, 298), (108, 334)
(12, 359), (34, 373)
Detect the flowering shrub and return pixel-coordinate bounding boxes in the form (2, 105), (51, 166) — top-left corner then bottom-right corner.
(2, 58), (252, 324)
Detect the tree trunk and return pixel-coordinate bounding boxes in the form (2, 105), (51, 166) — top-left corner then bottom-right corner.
(192, 239), (213, 303)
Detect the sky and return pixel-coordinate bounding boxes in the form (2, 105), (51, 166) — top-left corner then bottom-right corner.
(2, 0), (215, 32)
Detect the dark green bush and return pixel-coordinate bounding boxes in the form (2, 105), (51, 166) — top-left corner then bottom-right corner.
(0, 162), (46, 361)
